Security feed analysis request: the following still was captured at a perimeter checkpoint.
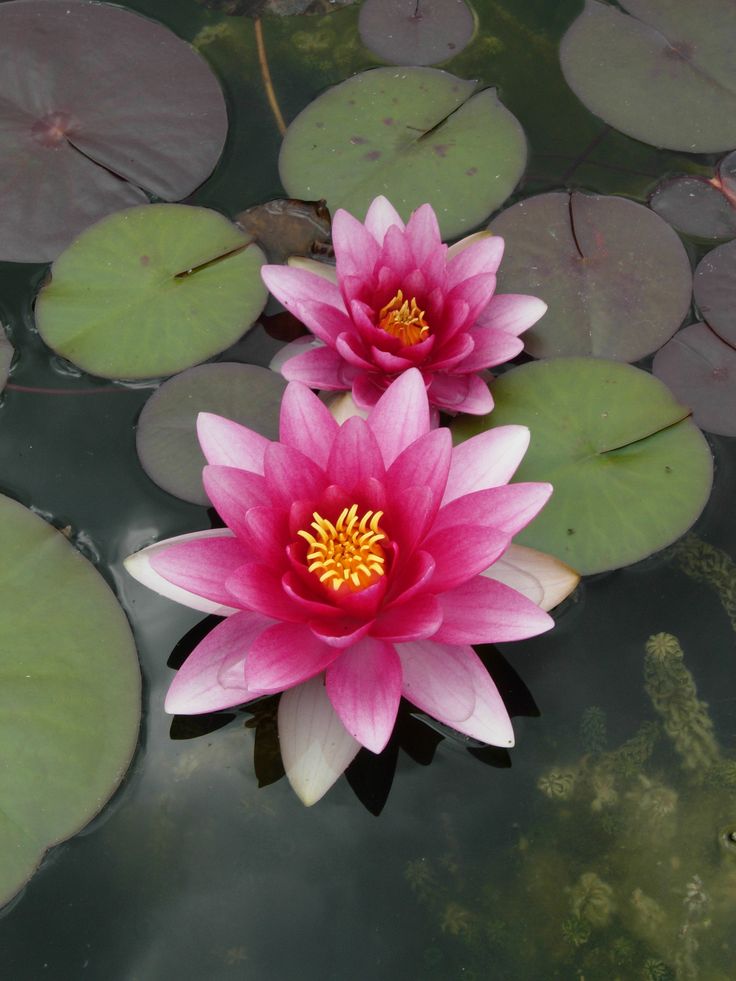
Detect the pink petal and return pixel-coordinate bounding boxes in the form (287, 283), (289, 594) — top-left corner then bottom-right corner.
(456, 326), (524, 372)
(425, 333), (474, 372)
(397, 639), (514, 746)
(203, 465), (272, 536)
(387, 484), (435, 554)
(164, 611), (274, 714)
(444, 272), (498, 334)
(260, 265), (350, 344)
(279, 381), (339, 469)
(243, 506), (289, 567)
(371, 593), (443, 642)
(483, 544), (580, 612)
(309, 617), (374, 649)
(426, 372), (493, 414)
(246, 622), (341, 693)
(264, 442), (326, 507)
(369, 347), (414, 373)
(278, 675), (360, 805)
(148, 532), (253, 610)
(326, 415), (386, 491)
(442, 426), (530, 504)
(326, 638), (402, 753)
(432, 483), (553, 538)
(367, 368), (430, 466)
(332, 208), (380, 279)
(280, 344), (352, 389)
(446, 234), (505, 287)
(197, 412), (269, 473)
(377, 223), (414, 280)
(363, 196), (405, 242)
(387, 428), (451, 527)
(433, 575), (554, 644)
(336, 332), (375, 370)
(352, 371), (388, 410)
(475, 293), (548, 336)
(226, 562), (303, 621)
(423, 525), (510, 592)
(405, 203), (443, 266)
(124, 530), (242, 615)
(385, 549), (436, 604)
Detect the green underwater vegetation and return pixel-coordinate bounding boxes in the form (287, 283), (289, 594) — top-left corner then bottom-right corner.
(407, 632), (736, 980)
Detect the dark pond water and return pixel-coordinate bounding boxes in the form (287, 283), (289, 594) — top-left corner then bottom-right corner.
(1, 1), (735, 978)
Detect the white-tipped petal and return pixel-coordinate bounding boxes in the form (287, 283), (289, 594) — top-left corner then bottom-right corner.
(322, 391), (369, 425)
(446, 230), (494, 261)
(269, 335), (324, 375)
(278, 675), (360, 806)
(287, 256), (338, 284)
(483, 544), (580, 612)
(123, 529), (240, 616)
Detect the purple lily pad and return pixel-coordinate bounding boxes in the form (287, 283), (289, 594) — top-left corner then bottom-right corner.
(650, 176), (736, 242)
(693, 240), (736, 348)
(136, 363), (287, 505)
(0, 0), (228, 262)
(653, 322), (736, 436)
(358, 0), (475, 67)
(490, 191), (693, 361)
(560, 0), (736, 153)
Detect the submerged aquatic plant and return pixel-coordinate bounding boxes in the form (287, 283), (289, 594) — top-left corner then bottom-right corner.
(125, 369), (572, 804)
(262, 196), (547, 416)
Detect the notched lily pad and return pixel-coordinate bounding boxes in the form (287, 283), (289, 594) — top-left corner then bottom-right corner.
(0, 325), (13, 392)
(136, 362), (287, 505)
(560, 0), (736, 152)
(279, 67), (527, 240)
(358, 0), (476, 67)
(453, 359), (713, 575)
(693, 239), (736, 348)
(0, 494), (140, 908)
(35, 205), (267, 380)
(653, 322), (736, 436)
(490, 191), (692, 361)
(0, 0), (228, 263)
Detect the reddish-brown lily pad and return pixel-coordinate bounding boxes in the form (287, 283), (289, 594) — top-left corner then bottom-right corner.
(653, 322), (736, 436)
(693, 239), (736, 348)
(650, 175), (736, 242)
(490, 191), (692, 361)
(358, 0), (476, 67)
(0, 0), (228, 262)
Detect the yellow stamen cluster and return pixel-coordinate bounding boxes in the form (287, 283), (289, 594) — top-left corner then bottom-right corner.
(298, 504), (386, 592)
(378, 289), (430, 346)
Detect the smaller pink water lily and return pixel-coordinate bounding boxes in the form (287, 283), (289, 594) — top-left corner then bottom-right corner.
(261, 196), (547, 416)
(125, 370), (576, 805)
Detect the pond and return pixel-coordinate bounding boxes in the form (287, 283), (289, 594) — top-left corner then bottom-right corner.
(1, 1), (735, 979)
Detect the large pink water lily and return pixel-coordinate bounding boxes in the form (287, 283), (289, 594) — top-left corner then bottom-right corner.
(261, 196), (547, 415)
(125, 370), (562, 805)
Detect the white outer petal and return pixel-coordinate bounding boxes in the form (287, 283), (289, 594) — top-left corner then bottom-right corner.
(123, 529), (240, 616)
(483, 544), (580, 612)
(322, 391), (369, 424)
(269, 335), (325, 375)
(278, 675), (360, 806)
(446, 230), (494, 260)
(287, 256), (338, 284)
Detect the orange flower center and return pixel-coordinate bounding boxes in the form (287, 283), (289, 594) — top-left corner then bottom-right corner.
(298, 504), (386, 592)
(377, 289), (430, 346)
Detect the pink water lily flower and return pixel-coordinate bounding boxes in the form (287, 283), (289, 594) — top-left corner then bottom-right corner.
(261, 196), (547, 416)
(125, 370), (561, 805)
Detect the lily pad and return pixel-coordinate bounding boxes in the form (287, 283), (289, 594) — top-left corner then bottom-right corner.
(650, 175), (736, 242)
(560, 0), (736, 153)
(0, 0), (228, 264)
(490, 192), (692, 361)
(453, 359), (713, 575)
(279, 67), (527, 240)
(693, 239), (736, 348)
(0, 494), (140, 908)
(0, 327), (13, 392)
(358, 0), (475, 67)
(35, 205), (267, 380)
(653, 322), (736, 436)
(136, 362), (287, 505)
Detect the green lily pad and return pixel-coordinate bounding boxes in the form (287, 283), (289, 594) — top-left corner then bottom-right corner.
(136, 362), (287, 505)
(453, 359), (713, 575)
(35, 204), (267, 380)
(560, 0), (736, 153)
(279, 67), (526, 239)
(490, 192), (692, 361)
(0, 326), (12, 392)
(0, 494), (140, 908)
